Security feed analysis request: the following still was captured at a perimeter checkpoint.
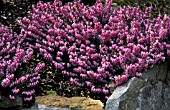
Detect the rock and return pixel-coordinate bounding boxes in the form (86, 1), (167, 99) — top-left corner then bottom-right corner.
(38, 104), (47, 110)
(167, 57), (170, 80)
(20, 103), (39, 110)
(142, 63), (168, 81)
(38, 104), (61, 110)
(105, 77), (148, 110)
(35, 94), (103, 110)
(38, 104), (83, 110)
(105, 77), (170, 110)
(20, 104), (84, 110)
(0, 95), (22, 108)
(167, 69), (170, 81)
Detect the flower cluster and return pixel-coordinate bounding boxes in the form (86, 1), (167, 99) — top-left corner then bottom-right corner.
(0, 25), (45, 103)
(18, 0), (170, 101)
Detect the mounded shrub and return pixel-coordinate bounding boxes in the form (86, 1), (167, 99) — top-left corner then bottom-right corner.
(18, 0), (170, 103)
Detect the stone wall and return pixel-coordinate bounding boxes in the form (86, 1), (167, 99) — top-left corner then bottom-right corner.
(105, 61), (170, 110)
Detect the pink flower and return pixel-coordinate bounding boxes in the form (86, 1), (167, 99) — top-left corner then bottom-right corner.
(85, 40), (90, 45)
(44, 53), (52, 60)
(97, 67), (105, 73)
(12, 88), (20, 94)
(102, 89), (109, 94)
(85, 81), (92, 87)
(80, 73), (87, 79)
(34, 63), (45, 72)
(91, 86), (102, 93)
(136, 72), (142, 77)
(6, 74), (14, 80)
(114, 75), (129, 86)
(166, 44), (170, 49)
(24, 96), (33, 101)
(19, 76), (28, 83)
(0, 68), (4, 76)
(27, 81), (39, 87)
(1, 78), (10, 87)
(57, 51), (63, 56)
(56, 57), (62, 61)
(9, 95), (15, 100)
(167, 50), (170, 56)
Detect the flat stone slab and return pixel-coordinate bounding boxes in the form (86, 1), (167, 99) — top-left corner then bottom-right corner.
(35, 94), (103, 110)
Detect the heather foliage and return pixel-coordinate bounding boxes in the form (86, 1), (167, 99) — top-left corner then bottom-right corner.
(0, 0), (170, 105)
(0, 25), (45, 103)
(18, 0), (170, 101)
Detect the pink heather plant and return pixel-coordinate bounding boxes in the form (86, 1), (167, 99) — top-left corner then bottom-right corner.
(18, 0), (170, 102)
(0, 25), (45, 103)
